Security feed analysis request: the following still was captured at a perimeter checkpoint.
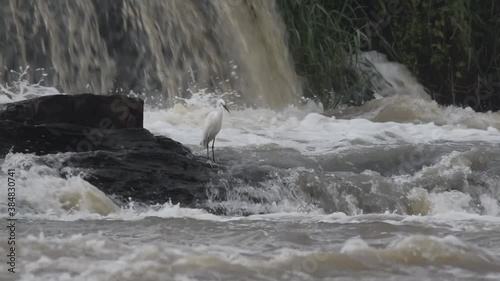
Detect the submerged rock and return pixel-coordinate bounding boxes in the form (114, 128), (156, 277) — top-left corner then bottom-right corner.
(0, 94), (216, 207)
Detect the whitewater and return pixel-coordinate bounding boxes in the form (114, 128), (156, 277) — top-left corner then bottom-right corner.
(1, 62), (500, 281)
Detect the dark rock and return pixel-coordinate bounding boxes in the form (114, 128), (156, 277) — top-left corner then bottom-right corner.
(0, 94), (218, 208)
(0, 93), (143, 129)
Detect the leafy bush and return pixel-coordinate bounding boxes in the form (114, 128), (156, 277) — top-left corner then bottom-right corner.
(277, 0), (500, 111)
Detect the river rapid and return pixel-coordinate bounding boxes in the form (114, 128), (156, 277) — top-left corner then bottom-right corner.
(1, 71), (500, 281)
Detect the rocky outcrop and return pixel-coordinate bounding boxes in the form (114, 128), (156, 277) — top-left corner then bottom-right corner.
(0, 94), (216, 207)
(0, 93), (143, 129)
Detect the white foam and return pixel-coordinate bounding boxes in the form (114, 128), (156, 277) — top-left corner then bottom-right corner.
(1, 66), (500, 223)
(480, 194), (500, 217)
(2, 148), (496, 225)
(340, 237), (371, 253)
(145, 94), (500, 157)
(355, 51), (431, 101)
(0, 66), (61, 104)
(0, 152), (120, 218)
(15, 229), (500, 281)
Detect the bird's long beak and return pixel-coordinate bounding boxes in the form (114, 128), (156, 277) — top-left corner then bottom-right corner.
(223, 104), (230, 113)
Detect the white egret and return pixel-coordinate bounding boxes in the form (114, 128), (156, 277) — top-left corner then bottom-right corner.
(200, 99), (230, 162)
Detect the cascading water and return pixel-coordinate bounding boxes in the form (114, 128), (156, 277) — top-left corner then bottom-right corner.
(1, 0), (300, 108)
(1, 1), (500, 280)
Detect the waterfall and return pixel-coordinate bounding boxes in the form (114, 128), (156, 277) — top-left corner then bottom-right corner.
(0, 0), (301, 109)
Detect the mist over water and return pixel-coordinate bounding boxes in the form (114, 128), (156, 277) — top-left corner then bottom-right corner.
(1, 1), (500, 280)
(1, 0), (300, 108)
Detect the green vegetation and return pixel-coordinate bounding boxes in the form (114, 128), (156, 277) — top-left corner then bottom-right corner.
(277, 0), (500, 112)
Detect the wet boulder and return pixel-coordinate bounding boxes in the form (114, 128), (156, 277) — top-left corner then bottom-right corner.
(0, 93), (143, 129)
(0, 94), (216, 208)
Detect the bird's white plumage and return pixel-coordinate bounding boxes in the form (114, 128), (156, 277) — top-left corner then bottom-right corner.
(200, 99), (230, 162)
(200, 110), (222, 147)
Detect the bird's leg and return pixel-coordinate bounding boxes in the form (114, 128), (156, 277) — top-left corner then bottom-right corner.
(212, 139), (216, 162)
(206, 142), (209, 159)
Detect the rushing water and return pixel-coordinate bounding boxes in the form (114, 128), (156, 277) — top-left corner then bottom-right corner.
(1, 2), (500, 279)
(1, 0), (299, 108)
(1, 72), (500, 280)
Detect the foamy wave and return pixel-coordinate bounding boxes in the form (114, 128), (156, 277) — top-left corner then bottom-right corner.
(144, 93), (500, 157)
(0, 152), (119, 218)
(0, 66), (61, 104)
(16, 232), (500, 281)
(355, 51), (432, 101)
(340, 235), (500, 271)
(1, 65), (500, 225)
(352, 51), (500, 129)
(335, 95), (500, 130)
